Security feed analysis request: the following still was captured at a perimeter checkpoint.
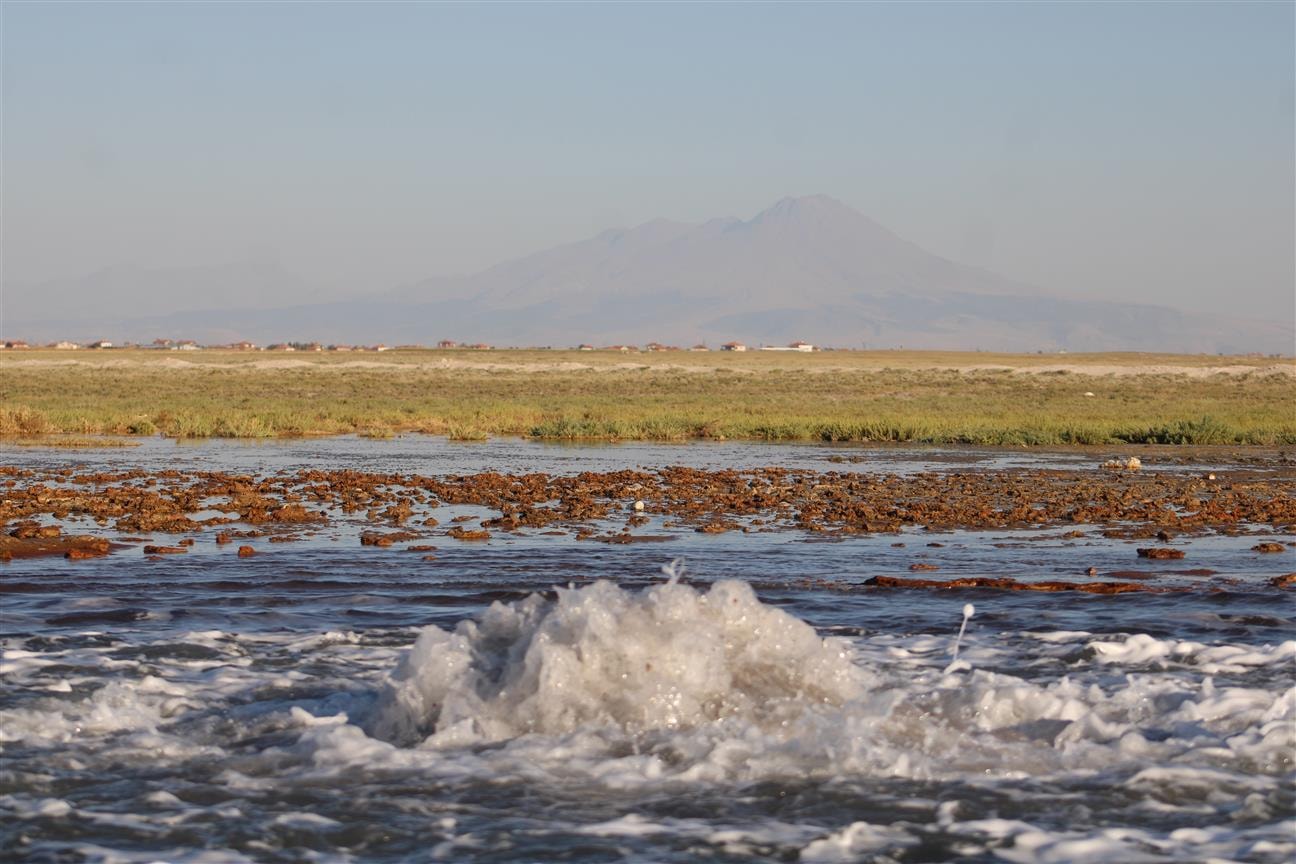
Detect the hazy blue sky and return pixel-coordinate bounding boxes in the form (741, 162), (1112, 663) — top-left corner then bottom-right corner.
(3, 1), (1293, 318)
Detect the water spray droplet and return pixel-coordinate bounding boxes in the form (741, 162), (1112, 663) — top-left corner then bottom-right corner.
(661, 558), (685, 586)
(946, 603), (976, 673)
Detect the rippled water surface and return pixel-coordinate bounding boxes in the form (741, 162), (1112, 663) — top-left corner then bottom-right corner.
(2, 438), (1293, 863)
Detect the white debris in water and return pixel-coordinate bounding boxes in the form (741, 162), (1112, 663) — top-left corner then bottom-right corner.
(1102, 456), (1142, 471)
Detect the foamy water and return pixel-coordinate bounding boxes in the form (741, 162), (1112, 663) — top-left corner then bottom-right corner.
(3, 566), (1292, 863)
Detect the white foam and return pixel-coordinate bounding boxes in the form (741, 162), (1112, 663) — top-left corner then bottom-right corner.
(371, 579), (866, 746)
(799, 821), (918, 861)
(1089, 634), (1296, 672)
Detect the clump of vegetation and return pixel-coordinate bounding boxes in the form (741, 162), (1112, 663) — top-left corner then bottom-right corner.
(447, 424), (490, 442)
(0, 404), (49, 436)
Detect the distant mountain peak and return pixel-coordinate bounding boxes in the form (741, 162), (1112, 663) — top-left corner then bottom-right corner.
(754, 193), (852, 218)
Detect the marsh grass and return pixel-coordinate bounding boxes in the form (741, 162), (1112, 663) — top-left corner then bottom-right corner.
(2, 350), (1292, 445)
(7, 436), (141, 449)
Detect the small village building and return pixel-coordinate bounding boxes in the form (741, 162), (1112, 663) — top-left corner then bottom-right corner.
(52, 341), (81, 350)
(720, 341), (746, 352)
(437, 340), (458, 349)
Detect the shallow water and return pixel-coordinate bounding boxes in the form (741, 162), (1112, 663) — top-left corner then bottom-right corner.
(2, 439), (1293, 863)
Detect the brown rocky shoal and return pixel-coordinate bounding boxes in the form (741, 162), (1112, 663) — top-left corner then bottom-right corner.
(2, 466), (1293, 589)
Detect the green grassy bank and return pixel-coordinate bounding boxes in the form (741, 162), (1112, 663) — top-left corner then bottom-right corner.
(1, 349), (1292, 445)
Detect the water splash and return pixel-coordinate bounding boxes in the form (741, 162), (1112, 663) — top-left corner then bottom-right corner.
(944, 603), (976, 674)
(368, 577), (865, 747)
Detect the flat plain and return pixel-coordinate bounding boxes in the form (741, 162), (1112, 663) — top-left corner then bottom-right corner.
(1, 348), (1292, 444)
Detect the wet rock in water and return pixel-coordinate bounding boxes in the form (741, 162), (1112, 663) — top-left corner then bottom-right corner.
(269, 504), (319, 523)
(1, 534), (114, 560)
(909, 562), (940, 571)
(1253, 542), (1285, 553)
(178, 538), (195, 547)
(8, 521), (61, 539)
(866, 575), (1150, 594)
(1102, 456), (1142, 472)
(214, 532), (232, 544)
(237, 545), (256, 557)
(447, 527), (490, 541)
(142, 545), (186, 555)
(361, 530), (420, 547)
(64, 546), (107, 560)
(1270, 573), (1296, 588)
(1137, 547), (1185, 559)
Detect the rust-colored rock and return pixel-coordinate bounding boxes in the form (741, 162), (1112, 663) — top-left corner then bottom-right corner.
(269, 504), (319, 523)
(237, 545), (256, 557)
(447, 526), (490, 541)
(1270, 573), (1296, 588)
(1253, 542), (1285, 553)
(909, 563), (940, 571)
(866, 575), (1150, 594)
(214, 532), (232, 544)
(1137, 547), (1185, 559)
(1, 534), (114, 560)
(361, 530), (420, 547)
(9, 521), (61, 539)
(142, 545), (186, 555)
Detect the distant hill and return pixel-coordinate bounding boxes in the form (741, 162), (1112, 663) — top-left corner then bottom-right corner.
(3, 196), (1290, 353)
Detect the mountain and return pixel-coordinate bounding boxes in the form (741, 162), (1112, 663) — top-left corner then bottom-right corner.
(3, 196), (1290, 353)
(377, 194), (1288, 353)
